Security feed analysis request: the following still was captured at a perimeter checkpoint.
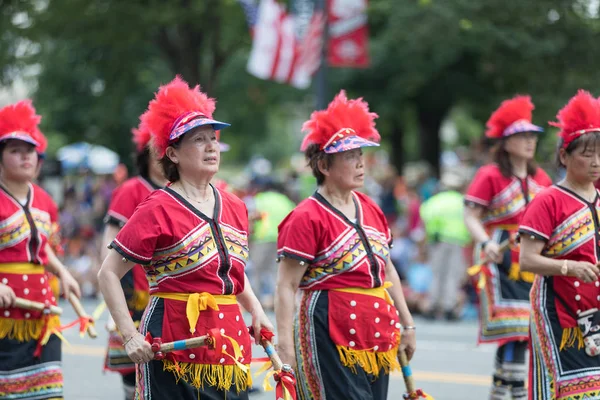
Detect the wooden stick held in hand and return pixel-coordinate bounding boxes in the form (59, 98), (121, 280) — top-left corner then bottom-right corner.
(256, 332), (284, 371)
(481, 238), (511, 264)
(14, 297), (63, 315)
(399, 350), (416, 393)
(151, 335), (212, 360)
(68, 293), (98, 338)
(399, 349), (435, 399)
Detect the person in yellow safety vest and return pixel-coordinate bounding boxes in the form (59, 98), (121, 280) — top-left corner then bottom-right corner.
(419, 171), (472, 321)
(247, 177), (296, 310)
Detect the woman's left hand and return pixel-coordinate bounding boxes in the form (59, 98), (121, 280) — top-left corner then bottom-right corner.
(59, 269), (82, 299)
(250, 309), (275, 344)
(399, 329), (416, 361)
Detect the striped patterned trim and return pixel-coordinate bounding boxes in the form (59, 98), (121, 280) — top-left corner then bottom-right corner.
(295, 290), (326, 400)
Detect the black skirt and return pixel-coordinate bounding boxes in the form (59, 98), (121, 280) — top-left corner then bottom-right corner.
(294, 290), (390, 400)
(135, 297), (249, 400)
(0, 334), (63, 399)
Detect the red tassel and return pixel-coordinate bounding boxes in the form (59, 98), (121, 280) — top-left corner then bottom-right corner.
(33, 314), (50, 358)
(208, 327), (224, 356)
(274, 370), (297, 400)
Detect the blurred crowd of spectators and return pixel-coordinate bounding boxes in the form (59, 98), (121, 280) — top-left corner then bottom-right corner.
(39, 144), (493, 321)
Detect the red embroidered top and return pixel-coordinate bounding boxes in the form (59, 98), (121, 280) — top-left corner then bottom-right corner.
(0, 184), (56, 265)
(46, 195), (63, 257)
(278, 191), (400, 353)
(104, 176), (160, 301)
(465, 164), (552, 229)
(0, 184), (58, 319)
(111, 185), (252, 366)
(520, 186), (600, 327)
(105, 176), (160, 228)
(112, 185), (248, 295)
(277, 191), (392, 290)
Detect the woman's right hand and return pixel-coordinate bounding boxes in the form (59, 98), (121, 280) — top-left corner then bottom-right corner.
(567, 261), (600, 283)
(124, 332), (155, 364)
(483, 241), (503, 264)
(0, 284), (16, 308)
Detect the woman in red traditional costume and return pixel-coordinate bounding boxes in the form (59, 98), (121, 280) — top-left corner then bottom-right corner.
(101, 120), (166, 399)
(98, 76), (273, 400)
(520, 90), (600, 400)
(0, 100), (80, 399)
(275, 90), (416, 400)
(463, 95), (552, 400)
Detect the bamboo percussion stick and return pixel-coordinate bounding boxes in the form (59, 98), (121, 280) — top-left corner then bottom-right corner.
(156, 335), (211, 353)
(478, 238), (511, 264)
(14, 297), (63, 315)
(399, 349), (416, 393)
(257, 335), (284, 371)
(68, 293), (98, 338)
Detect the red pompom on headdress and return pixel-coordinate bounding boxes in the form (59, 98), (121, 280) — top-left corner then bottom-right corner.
(485, 95), (542, 139)
(132, 120), (151, 153)
(142, 76), (217, 157)
(0, 100), (43, 146)
(300, 90), (380, 153)
(550, 90), (600, 149)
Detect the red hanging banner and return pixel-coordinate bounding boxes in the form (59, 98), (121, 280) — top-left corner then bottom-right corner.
(327, 0), (370, 68)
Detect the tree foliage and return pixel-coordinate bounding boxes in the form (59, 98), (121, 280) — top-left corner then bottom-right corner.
(1, 0), (599, 175)
(338, 0), (600, 174)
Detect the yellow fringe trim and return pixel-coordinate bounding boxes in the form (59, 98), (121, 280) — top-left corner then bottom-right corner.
(560, 327), (584, 351)
(48, 275), (60, 299)
(336, 345), (400, 377)
(162, 359), (252, 393)
(0, 315), (61, 341)
(127, 289), (149, 312)
(508, 263), (535, 283)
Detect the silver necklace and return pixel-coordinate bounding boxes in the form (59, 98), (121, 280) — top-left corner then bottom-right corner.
(178, 183), (211, 204)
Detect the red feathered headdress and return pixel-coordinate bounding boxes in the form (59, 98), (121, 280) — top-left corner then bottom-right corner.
(132, 120), (151, 153)
(0, 100), (43, 147)
(35, 129), (48, 155)
(142, 76), (230, 157)
(550, 90), (600, 149)
(485, 95), (543, 139)
(300, 90), (380, 154)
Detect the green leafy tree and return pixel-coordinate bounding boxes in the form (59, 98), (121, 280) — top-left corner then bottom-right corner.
(338, 0), (600, 175)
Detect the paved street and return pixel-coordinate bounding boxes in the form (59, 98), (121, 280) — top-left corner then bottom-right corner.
(60, 298), (496, 400)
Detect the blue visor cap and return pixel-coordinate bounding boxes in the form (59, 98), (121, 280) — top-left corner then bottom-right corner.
(0, 131), (39, 147)
(323, 135), (380, 154)
(169, 113), (231, 143)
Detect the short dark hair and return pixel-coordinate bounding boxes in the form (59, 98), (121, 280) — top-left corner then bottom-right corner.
(159, 140), (181, 182)
(493, 138), (537, 178)
(135, 147), (150, 178)
(305, 143), (333, 185)
(556, 131), (600, 168)
(0, 142), (5, 162)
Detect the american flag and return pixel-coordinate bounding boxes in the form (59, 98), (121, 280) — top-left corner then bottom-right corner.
(240, 0), (325, 89)
(237, 0), (259, 31)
